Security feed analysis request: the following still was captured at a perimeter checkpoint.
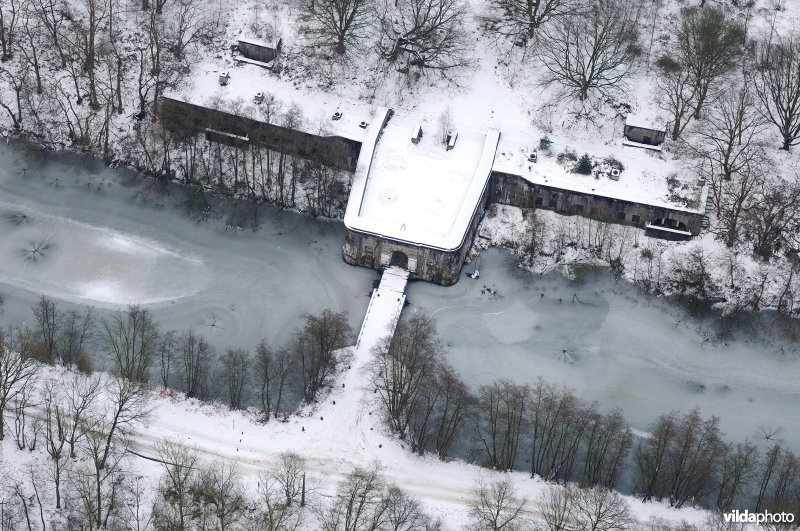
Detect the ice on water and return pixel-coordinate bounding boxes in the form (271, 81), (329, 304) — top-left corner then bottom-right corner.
(0, 142), (798, 451)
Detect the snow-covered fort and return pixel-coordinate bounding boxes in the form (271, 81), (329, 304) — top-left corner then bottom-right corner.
(160, 76), (707, 286)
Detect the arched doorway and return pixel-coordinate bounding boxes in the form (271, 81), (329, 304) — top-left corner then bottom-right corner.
(389, 251), (409, 269)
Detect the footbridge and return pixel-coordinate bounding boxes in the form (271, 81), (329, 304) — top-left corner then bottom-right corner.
(355, 265), (409, 352)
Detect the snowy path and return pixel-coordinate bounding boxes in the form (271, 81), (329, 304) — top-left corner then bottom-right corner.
(355, 265), (408, 350)
(143, 265), (417, 484)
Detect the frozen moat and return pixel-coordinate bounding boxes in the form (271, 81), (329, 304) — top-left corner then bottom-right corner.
(0, 141), (798, 450)
(0, 142), (376, 351)
(407, 252), (800, 449)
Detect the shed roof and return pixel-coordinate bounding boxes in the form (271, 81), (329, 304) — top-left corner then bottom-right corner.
(237, 36), (276, 49)
(625, 113), (665, 132)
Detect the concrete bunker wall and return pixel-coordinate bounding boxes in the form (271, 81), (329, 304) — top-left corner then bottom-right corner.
(343, 168), (492, 286)
(490, 171), (703, 237)
(159, 97), (361, 172)
(623, 125), (666, 146)
(238, 40), (279, 63)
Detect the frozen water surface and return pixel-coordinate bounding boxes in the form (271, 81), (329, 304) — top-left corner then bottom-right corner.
(0, 142), (377, 352)
(0, 203), (207, 305)
(0, 141), (798, 449)
(407, 250), (800, 449)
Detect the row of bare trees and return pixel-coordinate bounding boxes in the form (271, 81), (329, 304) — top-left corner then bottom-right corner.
(16, 295), (354, 418)
(472, 379), (632, 490)
(0, 341), (439, 531)
(0, 0), (220, 141)
(369, 311), (800, 515)
(302, 0), (469, 77)
(370, 311), (630, 489)
(0, 332), (151, 530)
(636, 408), (800, 516)
(512, 206), (800, 324)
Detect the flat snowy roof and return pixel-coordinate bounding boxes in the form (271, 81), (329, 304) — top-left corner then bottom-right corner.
(345, 117), (500, 251)
(625, 113), (665, 132)
(164, 63), (375, 143)
(492, 134), (705, 214)
(237, 36), (276, 49)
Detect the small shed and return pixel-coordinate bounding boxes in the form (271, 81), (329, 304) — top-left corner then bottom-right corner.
(623, 114), (666, 151)
(236, 36), (282, 67)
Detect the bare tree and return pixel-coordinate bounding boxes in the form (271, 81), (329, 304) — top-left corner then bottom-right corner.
(571, 485), (632, 531)
(74, 377), (149, 528)
(255, 340), (296, 420)
(291, 309), (350, 404)
(318, 464), (388, 531)
(675, 6), (745, 119)
(63, 371), (102, 458)
(0, 334), (39, 440)
(485, 0), (576, 45)
(178, 329), (213, 399)
(32, 295), (60, 363)
(43, 381), (69, 509)
(0, 61), (29, 130)
(168, 0), (219, 61)
(474, 381), (528, 472)
(9, 471), (46, 531)
(101, 305), (160, 383)
(58, 307), (95, 368)
(656, 55), (698, 141)
(254, 452), (307, 530)
(432, 364), (472, 460)
(539, 1), (638, 102)
(383, 486), (431, 531)
(370, 310), (442, 442)
(539, 485), (574, 531)
(636, 411), (676, 502)
(744, 176), (800, 259)
(256, 475), (305, 531)
(199, 460), (246, 531)
(691, 85), (766, 246)
(754, 32), (800, 151)
(12, 378), (40, 451)
(158, 329), (177, 389)
(152, 439), (199, 530)
(469, 477), (528, 531)
(636, 408), (724, 508)
(528, 379), (589, 483)
(0, 0), (19, 61)
(579, 409), (632, 489)
(377, 0), (468, 76)
(220, 347), (249, 410)
(716, 440), (759, 512)
(125, 475), (154, 531)
(302, 0), (372, 54)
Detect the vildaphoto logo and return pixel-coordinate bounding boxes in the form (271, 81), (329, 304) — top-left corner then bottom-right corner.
(723, 510), (796, 524)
